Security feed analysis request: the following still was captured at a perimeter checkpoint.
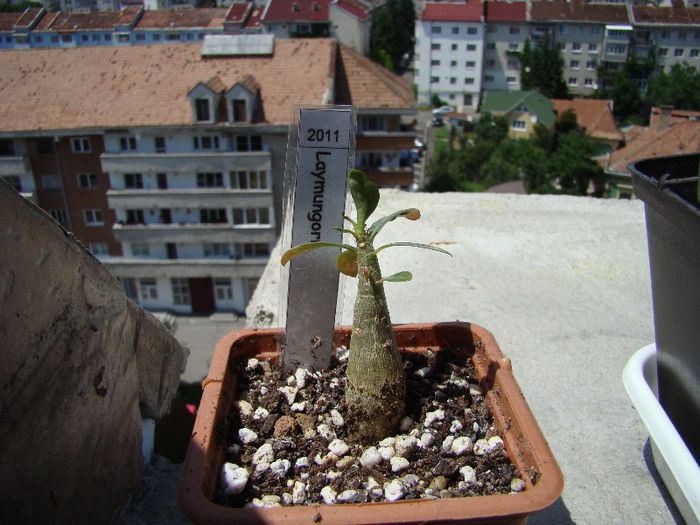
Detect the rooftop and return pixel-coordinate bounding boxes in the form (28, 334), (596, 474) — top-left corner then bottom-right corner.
(0, 12), (23, 32)
(649, 106), (700, 128)
(484, 1), (526, 23)
(135, 8), (228, 29)
(530, 0), (629, 24)
(32, 7), (142, 32)
(224, 2), (252, 24)
(263, 0), (330, 23)
(552, 98), (624, 142)
(632, 5), (700, 25)
(480, 90), (556, 128)
(332, 0), (371, 21)
(421, 1), (483, 23)
(243, 190), (675, 524)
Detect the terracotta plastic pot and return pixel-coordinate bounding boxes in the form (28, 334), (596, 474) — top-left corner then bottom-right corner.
(178, 322), (564, 524)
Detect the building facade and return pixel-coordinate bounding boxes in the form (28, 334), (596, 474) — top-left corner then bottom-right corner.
(483, 1), (529, 92)
(0, 37), (415, 314)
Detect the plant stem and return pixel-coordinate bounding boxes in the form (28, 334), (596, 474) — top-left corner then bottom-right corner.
(345, 237), (406, 443)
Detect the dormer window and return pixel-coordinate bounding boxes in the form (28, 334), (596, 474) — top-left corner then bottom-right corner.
(195, 99), (211, 122)
(233, 100), (247, 122)
(225, 75), (259, 125)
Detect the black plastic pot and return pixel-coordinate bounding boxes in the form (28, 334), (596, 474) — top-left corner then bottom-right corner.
(630, 153), (700, 464)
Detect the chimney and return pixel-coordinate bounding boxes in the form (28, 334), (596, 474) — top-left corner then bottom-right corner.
(658, 105), (673, 130)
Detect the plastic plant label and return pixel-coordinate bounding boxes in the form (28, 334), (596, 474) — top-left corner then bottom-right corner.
(283, 107), (356, 370)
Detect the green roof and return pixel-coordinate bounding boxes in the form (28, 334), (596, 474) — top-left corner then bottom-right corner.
(480, 90), (556, 129)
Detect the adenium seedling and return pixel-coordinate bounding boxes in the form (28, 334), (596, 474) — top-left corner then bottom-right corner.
(282, 169), (451, 443)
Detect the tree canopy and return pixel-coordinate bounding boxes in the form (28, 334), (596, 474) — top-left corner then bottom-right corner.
(647, 63), (700, 111)
(369, 0), (416, 73)
(511, 37), (569, 99)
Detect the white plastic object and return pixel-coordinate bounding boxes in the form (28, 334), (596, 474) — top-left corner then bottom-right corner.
(623, 344), (700, 525)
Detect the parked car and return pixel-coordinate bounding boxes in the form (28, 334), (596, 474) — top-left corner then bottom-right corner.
(432, 105), (454, 116)
(432, 116), (444, 127)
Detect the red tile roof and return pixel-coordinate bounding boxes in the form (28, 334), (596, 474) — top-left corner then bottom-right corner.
(530, 0), (629, 24)
(0, 12), (23, 31)
(225, 2), (251, 23)
(421, 1), (483, 22)
(13, 7), (44, 29)
(484, 1), (526, 23)
(33, 7), (142, 32)
(244, 5), (264, 28)
(632, 6), (700, 25)
(552, 98), (623, 142)
(332, 0), (370, 21)
(649, 106), (700, 127)
(263, 0), (330, 22)
(135, 8), (227, 29)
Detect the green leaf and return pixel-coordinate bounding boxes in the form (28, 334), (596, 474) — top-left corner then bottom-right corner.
(281, 242), (355, 266)
(368, 208), (420, 241)
(348, 169), (379, 230)
(336, 250), (358, 277)
(343, 215), (357, 227)
(374, 242), (453, 257)
(378, 271), (412, 284)
(334, 227), (359, 239)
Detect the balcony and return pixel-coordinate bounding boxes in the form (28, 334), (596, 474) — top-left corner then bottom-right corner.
(112, 223), (276, 244)
(0, 155), (31, 177)
(107, 188), (272, 209)
(100, 256), (267, 279)
(356, 133), (415, 152)
(364, 166), (414, 187)
(100, 151), (271, 175)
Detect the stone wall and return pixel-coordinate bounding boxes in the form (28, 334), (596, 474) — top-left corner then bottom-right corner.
(0, 182), (188, 524)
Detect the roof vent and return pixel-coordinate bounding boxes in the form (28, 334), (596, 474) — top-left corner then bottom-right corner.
(201, 34), (275, 57)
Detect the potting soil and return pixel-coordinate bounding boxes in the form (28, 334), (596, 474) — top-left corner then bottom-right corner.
(219, 346), (520, 507)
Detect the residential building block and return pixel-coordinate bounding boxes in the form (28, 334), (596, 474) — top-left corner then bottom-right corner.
(483, 1), (529, 91)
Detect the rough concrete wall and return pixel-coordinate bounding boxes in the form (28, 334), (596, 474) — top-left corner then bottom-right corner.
(0, 183), (188, 524)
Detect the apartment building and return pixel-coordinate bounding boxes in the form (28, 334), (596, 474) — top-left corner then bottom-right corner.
(0, 37), (415, 314)
(415, 1), (485, 110)
(483, 1), (528, 91)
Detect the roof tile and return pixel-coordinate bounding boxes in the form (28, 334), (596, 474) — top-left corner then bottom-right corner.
(263, 0), (329, 22)
(421, 1), (483, 23)
(552, 98), (623, 142)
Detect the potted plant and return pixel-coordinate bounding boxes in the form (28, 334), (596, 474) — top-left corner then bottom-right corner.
(179, 170), (563, 524)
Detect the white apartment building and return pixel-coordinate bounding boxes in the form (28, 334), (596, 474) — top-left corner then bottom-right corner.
(415, 1), (485, 110)
(483, 1), (529, 91)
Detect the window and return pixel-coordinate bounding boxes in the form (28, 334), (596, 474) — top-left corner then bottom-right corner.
(674, 48), (684, 57)
(484, 75), (495, 82)
(559, 25), (567, 34)
(661, 30), (670, 39)
(678, 31), (687, 41)
(195, 98), (211, 122)
(430, 76), (439, 83)
(126, 209), (144, 224)
(567, 77), (578, 86)
(507, 58), (519, 69)
(572, 42), (581, 53)
(153, 33), (161, 41)
(431, 43), (440, 50)
(41, 175), (62, 190)
(50, 209), (69, 225)
(71, 137), (91, 153)
(232, 207), (270, 225)
(124, 173), (143, 189)
(51, 36), (59, 43)
(203, 243), (231, 257)
(139, 278), (158, 300)
(83, 209), (103, 226)
(586, 60), (596, 70)
(570, 60), (580, 69)
(136, 33), (145, 41)
(659, 47), (668, 57)
(35, 35), (43, 43)
(591, 26), (601, 35)
(82, 34), (88, 42)
(193, 135), (220, 150)
(231, 171), (268, 190)
(510, 26), (520, 35)
(449, 77), (456, 85)
(508, 43), (518, 51)
(2, 176), (21, 191)
(187, 33), (193, 40)
(104, 34), (111, 41)
(235, 135), (262, 152)
(166, 33), (180, 41)
(488, 25), (497, 34)
(239, 242), (270, 257)
(196, 172), (223, 187)
(584, 78), (594, 87)
(0, 139), (15, 155)
(589, 43), (598, 53)
(200, 208), (227, 224)
(360, 116), (385, 131)
(450, 60), (457, 67)
(132, 242), (150, 256)
(464, 77), (474, 85)
(695, 31), (700, 41)
(452, 26), (459, 35)
(116, 33), (129, 43)
(120, 136), (137, 151)
(232, 99), (247, 122)
(214, 278), (233, 301)
(606, 44), (625, 55)
(431, 26), (442, 34)
(507, 76), (517, 84)
(92, 34), (99, 42)
(487, 59), (496, 67)
(451, 43), (457, 51)
(155, 136), (166, 153)
(511, 120), (526, 130)
(466, 61), (475, 68)
(77, 173), (97, 189)
(61, 35), (72, 43)
(89, 242), (109, 256)
(467, 27), (477, 35)
(467, 44), (476, 51)
(171, 278), (190, 306)
(431, 59), (440, 66)
(691, 49), (699, 58)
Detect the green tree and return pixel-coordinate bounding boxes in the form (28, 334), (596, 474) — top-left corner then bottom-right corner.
(647, 63), (700, 111)
(474, 113), (509, 143)
(511, 37), (568, 98)
(369, 0), (415, 73)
